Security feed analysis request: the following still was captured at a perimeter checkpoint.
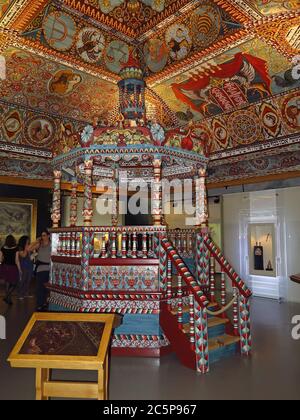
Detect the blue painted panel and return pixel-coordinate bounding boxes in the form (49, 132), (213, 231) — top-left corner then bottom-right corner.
(115, 314), (161, 336)
(210, 342), (238, 364)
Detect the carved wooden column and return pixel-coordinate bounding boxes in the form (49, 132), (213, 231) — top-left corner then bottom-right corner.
(83, 159), (94, 227)
(152, 157), (163, 226)
(51, 170), (62, 228)
(111, 168), (119, 227)
(195, 167), (208, 227)
(69, 179), (78, 227)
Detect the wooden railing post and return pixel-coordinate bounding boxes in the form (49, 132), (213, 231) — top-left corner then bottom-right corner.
(239, 296), (252, 355)
(233, 287), (239, 336)
(167, 258), (172, 311)
(196, 232), (210, 287)
(142, 233), (148, 259)
(111, 231), (117, 259)
(194, 302), (209, 374)
(177, 275), (183, 329)
(122, 232), (127, 259)
(221, 268), (226, 306)
(101, 233), (107, 258)
(132, 232), (137, 259)
(189, 293), (195, 351)
(210, 256), (216, 302)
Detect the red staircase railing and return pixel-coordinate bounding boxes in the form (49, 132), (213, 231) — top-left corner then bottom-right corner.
(160, 232), (252, 374)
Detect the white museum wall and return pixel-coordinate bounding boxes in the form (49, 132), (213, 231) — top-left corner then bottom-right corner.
(278, 187), (300, 303)
(223, 187), (300, 303)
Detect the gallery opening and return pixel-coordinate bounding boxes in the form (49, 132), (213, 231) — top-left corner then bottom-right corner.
(0, 0), (299, 402)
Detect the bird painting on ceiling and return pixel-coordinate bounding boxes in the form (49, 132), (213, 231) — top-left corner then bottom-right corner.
(172, 53), (272, 118)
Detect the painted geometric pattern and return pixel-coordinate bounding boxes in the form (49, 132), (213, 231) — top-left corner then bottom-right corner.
(0, 156), (52, 180)
(209, 146), (300, 183)
(196, 233), (210, 287)
(112, 334), (170, 349)
(88, 265), (159, 291)
(194, 302), (209, 374)
(239, 296), (252, 355)
(51, 263), (83, 289)
(49, 291), (161, 314)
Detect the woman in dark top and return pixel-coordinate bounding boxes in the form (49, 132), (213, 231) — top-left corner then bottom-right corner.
(16, 236), (34, 300)
(0, 235), (19, 305)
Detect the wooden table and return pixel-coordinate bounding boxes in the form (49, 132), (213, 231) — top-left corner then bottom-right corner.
(8, 312), (119, 400)
(290, 274), (300, 284)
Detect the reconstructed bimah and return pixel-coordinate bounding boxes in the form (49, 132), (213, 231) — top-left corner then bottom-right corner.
(47, 55), (252, 374)
(8, 313), (119, 400)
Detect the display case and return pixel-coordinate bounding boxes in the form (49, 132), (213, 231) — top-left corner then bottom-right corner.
(248, 223), (276, 278)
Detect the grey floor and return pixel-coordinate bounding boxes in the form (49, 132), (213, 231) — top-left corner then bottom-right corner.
(1, 285), (300, 400)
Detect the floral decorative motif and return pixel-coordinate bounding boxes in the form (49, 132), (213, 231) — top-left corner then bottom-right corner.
(81, 125), (94, 147)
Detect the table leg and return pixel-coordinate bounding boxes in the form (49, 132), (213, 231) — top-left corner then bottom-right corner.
(36, 368), (50, 400)
(97, 368), (104, 401)
(104, 353), (109, 401)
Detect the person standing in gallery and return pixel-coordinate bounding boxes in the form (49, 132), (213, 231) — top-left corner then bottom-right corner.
(31, 229), (51, 311)
(0, 235), (19, 305)
(16, 236), (34, 300)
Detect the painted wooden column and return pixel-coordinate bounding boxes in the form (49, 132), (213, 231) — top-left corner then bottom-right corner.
(51, 170), (62, 228)
(152, 157), (163, 226)
(195, 167), (208, 228)
(239, 296), (252, 355)
(111, 168), (119, 227)
(69, 179), (78, 227)
(83, 159), (94, 227)
(195, 167), (209, 287)
(194, 302), (209, 374)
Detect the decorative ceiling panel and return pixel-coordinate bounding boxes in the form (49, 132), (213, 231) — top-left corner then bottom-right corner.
(153, 38), (300, 124)
(142, 0), (244, 76)
(0, 47), (119, 122)
(248, 0), (299, 16)
(21, 2), (134, 77)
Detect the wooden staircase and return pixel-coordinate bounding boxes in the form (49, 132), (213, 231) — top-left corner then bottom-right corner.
(160, 235), (252, 373)
(161, 301), (241, 371)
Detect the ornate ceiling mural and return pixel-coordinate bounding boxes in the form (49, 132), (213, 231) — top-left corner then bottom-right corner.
(0, 47), (119, 122)
(21, 2), (133, 76)
(63, 0), (193, 37)
(0, 0), (299, 183)
(249, 0), (299, 16)
(153, 38), (300, 123)
(142, 1), (243, 75)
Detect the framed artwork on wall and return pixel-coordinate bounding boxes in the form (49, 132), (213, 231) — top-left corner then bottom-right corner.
(0, 198), (37, 247)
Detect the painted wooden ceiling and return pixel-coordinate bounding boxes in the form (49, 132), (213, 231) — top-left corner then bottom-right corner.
(0, 0), (299, 158)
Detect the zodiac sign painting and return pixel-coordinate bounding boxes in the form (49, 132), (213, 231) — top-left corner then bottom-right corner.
(76, 28), (106, 64)
(282, 92), (300, 130)
(43, 11), (77, 52)
(190, 2), (221, 49)
(24, 117), (55, 148)
(165, 24), (192, 61)
(251, 0), (299, 15)
(260, 102), (282, 138)
(104, 40), (130, 74)
(2, 111), (22, 140)
(48, 70), (82, 96)
(144, 38), (168, 73)
(172, 53), (271, 117)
